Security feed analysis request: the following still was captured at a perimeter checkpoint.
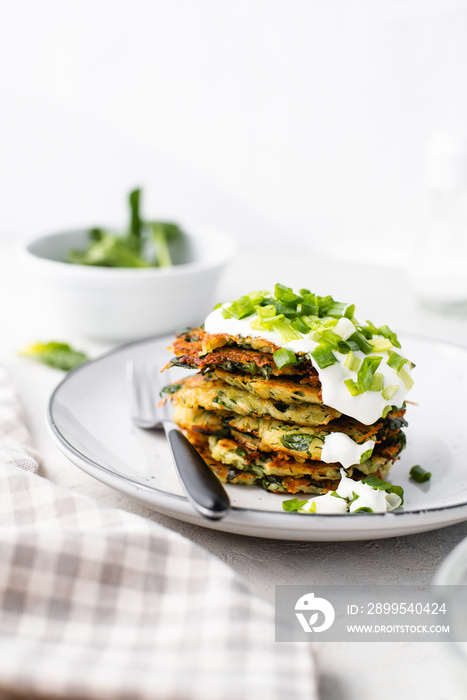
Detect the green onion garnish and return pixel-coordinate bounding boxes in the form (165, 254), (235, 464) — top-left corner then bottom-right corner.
(370, 337), (394, 352)
(344, 379), (362, 396)
(369, 372), (384, 392)
(387, 350), (408, 372)
(327, 301), (354, 319)
(344, 378), (361, 396)
(357, 355), (383, 392)
(226, 295), (256, 319)
(213, 285), (414, 406)
(398, 366), (414, 390)
(250, 313), (285, 332)
(344, 351), (361, 372)
(319, 328), (341, 347)
(378, 324), (401, 349)
(382, 385), (399, 401)
(311, 344), (338, 369)
(317, 295), (334, 316)
(275, 283), (292, 299)
(409, 465), (431, 483)
(291, 317), (312, 334)
(257, 304), (276, 319)
(353, 507), (374, 513)
(348, 331), (373, 355)
(282, 497), (309, 512)
(273, 348), (298, 369)
(272, 319), (301, 343)
(301, 294), (318, 317)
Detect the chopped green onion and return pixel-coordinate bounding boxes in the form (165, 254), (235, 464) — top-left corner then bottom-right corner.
(280, 291), (300, 304)
(369, 372), (384, 392)
(308, 501), (317, 513)
(275, 283), (292, 299)
(282, 497), (309, 512)
(382, 405), (394, 418)
(327, 301), (350, 318)
(276, 300), (299, 318)
(409, 465), (431, 483)
(378, 324), (401, 349)
(320, 328), (341, 347)
(225, 295), (256, 319)
(358, 326), (373, 340)
(357, 355), (383, 392)
(311, 344), (338, 369)
(345, 378), (361, 396)
(272, 319), (301, 343)
(353, 507), (374, 513)
(317, 295), (333, 315)
(301, 294), (318, 317)
(221, 307), (232, 319)
(348, 331), (373, 355)
(250, 313), (285, 331)
(291, 316), (312, 334)
(344, 351), (361, 372)
(273, 348), (298, 369)
(398, 366), (414, 390)
(370, 337), (394, 352)
(365, 319), (378, 334)
(257, 304), (276, 319)
(249, 317), (264, 331)
(387, 350), (408, 372)
(382, 385), (399, 401)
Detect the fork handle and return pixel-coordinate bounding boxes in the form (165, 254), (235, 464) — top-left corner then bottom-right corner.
(165, 424), (231, 520)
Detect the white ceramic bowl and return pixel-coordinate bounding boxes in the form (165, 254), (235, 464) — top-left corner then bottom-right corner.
(24, 224), (235, 342)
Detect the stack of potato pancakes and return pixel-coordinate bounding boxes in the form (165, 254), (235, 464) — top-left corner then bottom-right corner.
(161, 286), (409, 495)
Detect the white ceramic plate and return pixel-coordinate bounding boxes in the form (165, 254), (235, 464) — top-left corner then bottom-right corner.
(48, 335), (467, 541)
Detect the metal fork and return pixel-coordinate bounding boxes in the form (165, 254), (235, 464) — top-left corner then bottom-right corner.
(126, 360), (230, 520)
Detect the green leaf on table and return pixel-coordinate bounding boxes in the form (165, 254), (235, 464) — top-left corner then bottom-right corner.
(20, 342), (89, 371)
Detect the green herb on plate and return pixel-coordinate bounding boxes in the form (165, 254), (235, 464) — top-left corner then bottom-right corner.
(409, 465), (431, 483)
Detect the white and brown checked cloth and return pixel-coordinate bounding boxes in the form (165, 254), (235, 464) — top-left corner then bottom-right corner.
(0, 367), (318, 700)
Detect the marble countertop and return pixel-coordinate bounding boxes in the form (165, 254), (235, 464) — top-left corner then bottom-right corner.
(1, 243), (467, 700)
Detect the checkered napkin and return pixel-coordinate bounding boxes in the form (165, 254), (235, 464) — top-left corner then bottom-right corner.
(0, 368), (318, 700)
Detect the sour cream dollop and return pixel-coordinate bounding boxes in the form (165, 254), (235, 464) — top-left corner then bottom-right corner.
(297, 470), (402, 514)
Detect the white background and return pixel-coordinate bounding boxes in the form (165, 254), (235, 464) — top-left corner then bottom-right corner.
(1, 0), (467, 262)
